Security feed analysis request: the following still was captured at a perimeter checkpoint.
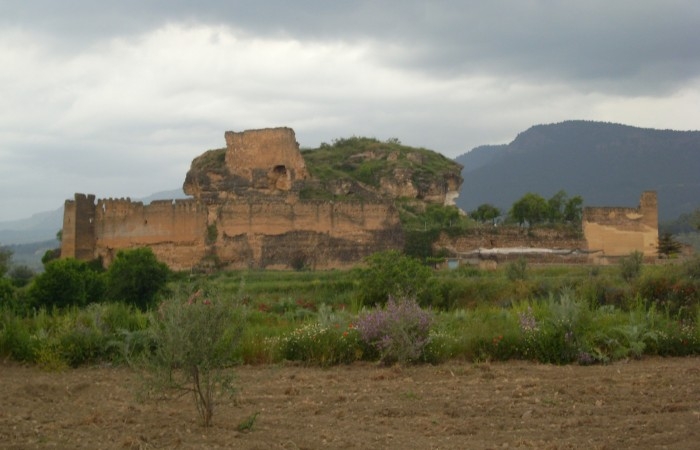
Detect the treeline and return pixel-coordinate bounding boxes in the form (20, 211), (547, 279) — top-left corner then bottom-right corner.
(0, 247), (170, 314)
(470, 190), (583, 226)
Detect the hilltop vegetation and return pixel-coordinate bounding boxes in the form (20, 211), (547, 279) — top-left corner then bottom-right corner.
(302, 136), (461, 190)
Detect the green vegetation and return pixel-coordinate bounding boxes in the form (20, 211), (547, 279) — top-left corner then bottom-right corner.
(191, 148), (227, 171)
(0, 247), (12, 277)
(105, 248), (171, 310)
(136, 289), (245, 427)
(355, 250), (434, 307)
(657, 232), (683, 258)
(2, 252), (700, 371)
(470, 203), (501, 223)
(301, 136), (460, 190)
(508, 191), (583, 226)
(29, 258), (105, 310)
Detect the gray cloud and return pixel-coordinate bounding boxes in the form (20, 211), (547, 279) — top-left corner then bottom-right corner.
(0, 0), (699, 221)
(6, 1), (698, 93)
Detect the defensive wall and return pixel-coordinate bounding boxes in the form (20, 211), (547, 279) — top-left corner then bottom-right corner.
(582, 191), (659, 262)
(61, 193), (401, 271)
(435, 192), (659, 265)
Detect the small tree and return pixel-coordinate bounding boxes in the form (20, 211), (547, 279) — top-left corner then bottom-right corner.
(509, 193), (549, 226)
(619, 251), (644, 283)
(547, 190), (568, 222)
(356, 250), (433, 307)
(657, 232), (683, 258)
(470, 203), (501, 224)
(140, 291), (245, 427)
(563, 195), (584, 223)
(9, 265), (35, 288)
(106, 247), (171, 310)
(29, 258), (105, 309)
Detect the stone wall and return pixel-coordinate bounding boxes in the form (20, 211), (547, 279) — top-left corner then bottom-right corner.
(61, 126), (406, 271)
(224, 127), (309, 191)
(434, 227), (588, 263)
(583, 191), (658, 262)
(61, 193), (401, 270)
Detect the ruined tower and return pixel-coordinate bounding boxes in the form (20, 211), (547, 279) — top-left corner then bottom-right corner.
(60, 193), (97, 261)
(582, 191), (659, 261)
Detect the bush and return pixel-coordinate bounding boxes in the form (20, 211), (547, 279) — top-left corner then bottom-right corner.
(138, 291), (245, 427)
(355, 251), (434, 307)
(505, 258), (528, 281)
(356, 296), (433, 364)
(619, 251), (644, 282)
(278, 322), (361, 366)
(9, 265), (35, 288)
(0, 278), (14, 306)
(29, 258), (105, 309)
(106, 248), (171, 310)
(518, 293), (588, 364)
(0, 313), (35, 362)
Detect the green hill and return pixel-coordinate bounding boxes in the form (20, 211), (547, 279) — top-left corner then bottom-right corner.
(455, 121), (700, 220)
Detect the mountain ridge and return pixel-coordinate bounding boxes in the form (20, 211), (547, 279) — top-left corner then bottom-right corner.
(455, 120), (700, 220)
(0, 189), (189, 246)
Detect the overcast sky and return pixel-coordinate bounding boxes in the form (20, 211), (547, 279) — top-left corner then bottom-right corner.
(1, 1), (699, 221)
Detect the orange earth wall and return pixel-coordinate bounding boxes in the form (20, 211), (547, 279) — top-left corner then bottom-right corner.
(582, 191), (658, 262)
(61, 193), (402, 271)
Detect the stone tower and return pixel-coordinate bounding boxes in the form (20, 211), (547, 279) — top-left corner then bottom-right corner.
(224, 127), (309, 191)
(60, 193), (97, 261)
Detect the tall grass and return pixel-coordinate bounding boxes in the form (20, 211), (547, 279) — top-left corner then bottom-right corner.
(2, 259), (699, 368)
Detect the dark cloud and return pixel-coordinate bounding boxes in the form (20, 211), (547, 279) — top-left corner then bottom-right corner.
(4, 1), (699, 94)
(1, 0), (699, 221)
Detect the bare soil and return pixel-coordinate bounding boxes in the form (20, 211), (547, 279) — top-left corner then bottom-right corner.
(1, 357), (699, 449)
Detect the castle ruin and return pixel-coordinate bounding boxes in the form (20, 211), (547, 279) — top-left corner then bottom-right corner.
(582, 191), (659, 262)
(61, 127), (403, 270)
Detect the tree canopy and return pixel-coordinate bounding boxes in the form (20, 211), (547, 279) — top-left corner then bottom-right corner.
(508, 191), (583, 226)
(470, 203), (501, 223)
(105, 247), (171, 310)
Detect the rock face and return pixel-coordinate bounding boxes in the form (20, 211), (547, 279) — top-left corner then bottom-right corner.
(62, 127), (406, 270)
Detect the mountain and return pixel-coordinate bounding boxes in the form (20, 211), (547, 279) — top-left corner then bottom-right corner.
(0, 189), (188, 246)
(0, 208), (64, 246)
(455, 121), (700, 220)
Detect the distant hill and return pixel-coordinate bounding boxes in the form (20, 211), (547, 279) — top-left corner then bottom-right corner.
(455, 121), (700, 220)
(0, 189), (188, 246)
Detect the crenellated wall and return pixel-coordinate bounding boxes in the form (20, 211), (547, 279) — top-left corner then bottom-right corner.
(61, 127), (406, 270)
(62, 193), (401, 270)
(92, 198), (208, 269)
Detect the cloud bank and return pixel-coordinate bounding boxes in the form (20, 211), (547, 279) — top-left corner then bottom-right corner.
(1, 1), (699, 221)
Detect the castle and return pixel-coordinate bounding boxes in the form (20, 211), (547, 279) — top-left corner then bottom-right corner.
(61, 128), (405, 271)
(60, 127), (659, 270)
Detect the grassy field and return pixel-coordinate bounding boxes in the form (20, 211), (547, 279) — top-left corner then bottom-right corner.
(2, 255), (699, 370)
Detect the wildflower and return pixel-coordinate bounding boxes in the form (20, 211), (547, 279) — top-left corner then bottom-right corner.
(518, 307), (538, 333)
